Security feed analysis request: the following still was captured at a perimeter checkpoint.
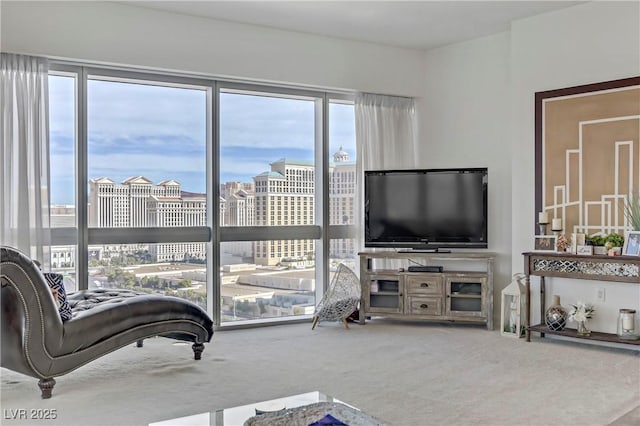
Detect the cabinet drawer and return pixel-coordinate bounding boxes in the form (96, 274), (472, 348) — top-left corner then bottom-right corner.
(407, 297), (442, 316)
(405, 276), (442, 295)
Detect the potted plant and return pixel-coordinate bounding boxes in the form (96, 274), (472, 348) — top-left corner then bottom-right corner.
(604, 233), (624, 255)
(587, 233), (624, 255)
(587, 234), (606, 255)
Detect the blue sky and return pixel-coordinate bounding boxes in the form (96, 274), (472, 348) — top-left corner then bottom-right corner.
(48, 76), (355, 205)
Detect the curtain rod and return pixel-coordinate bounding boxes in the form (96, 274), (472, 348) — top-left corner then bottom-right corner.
(47, 57), (358, 96)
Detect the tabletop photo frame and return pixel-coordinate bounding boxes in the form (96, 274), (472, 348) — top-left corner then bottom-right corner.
(534, 235), (556, 252)
(622, 231), (640, 256)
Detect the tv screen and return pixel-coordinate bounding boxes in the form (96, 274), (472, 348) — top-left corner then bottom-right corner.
(364, 168), (488, 250)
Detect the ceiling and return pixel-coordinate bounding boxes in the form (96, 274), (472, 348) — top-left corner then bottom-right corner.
(122, 1), (583, 50)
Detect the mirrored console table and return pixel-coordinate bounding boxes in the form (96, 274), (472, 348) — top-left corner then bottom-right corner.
(523, 252), (640, 346)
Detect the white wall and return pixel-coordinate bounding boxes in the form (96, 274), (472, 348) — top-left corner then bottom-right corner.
(510, 1), (640, 334)
(418, 1), (640, 336)
(0, 1), (425, 97)
(418, 32), (512, 327)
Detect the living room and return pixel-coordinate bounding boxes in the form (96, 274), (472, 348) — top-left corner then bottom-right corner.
(1, 1), (639, 425)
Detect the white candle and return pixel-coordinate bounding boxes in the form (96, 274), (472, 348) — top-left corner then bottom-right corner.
(539, 212), (549, 224)
(623, 316), (633, 330)
(551, 218), (562, 230)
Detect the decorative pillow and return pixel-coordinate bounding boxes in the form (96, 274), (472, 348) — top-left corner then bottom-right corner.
(43, 272), (73, 321)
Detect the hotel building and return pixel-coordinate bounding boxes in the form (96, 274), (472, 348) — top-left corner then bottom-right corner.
(66, 147), (355, 266)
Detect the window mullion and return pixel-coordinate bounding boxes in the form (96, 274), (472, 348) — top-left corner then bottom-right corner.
(209, 81), (219, 325)
(77, 66), (89, 290)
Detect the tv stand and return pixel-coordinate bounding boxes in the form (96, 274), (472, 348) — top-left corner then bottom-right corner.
(359, 251), (495, 330)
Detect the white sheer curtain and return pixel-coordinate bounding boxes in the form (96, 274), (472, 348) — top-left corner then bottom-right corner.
(354, 93), (418, 261)
(1, 53), (51, 264)
(355, 93), (418, 172)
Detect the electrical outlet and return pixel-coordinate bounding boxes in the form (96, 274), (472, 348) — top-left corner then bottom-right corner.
(596, 287), (605, 303)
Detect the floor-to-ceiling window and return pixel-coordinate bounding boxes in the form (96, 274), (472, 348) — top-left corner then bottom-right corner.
(49, 66), (212, 309)
(218, 86), (322, 323)
(85, 73), (209, 309)
(48, 64), (354, 326)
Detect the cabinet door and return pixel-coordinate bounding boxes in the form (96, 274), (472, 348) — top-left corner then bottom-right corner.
(445, 275), (486, 318)
(364, 275), (403, 314)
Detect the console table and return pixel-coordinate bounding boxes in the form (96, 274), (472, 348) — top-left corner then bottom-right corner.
(523, 252), (640, 346)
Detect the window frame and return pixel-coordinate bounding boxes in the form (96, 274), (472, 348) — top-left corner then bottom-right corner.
(48, 62), (355, 329)
(217, 82), (327, 326)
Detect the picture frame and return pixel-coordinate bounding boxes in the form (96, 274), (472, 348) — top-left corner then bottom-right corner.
(576, 245), (593, 256)
(570, 233), (586, 254)
(534, 76), (640, 236)
(534, 235), (556, 252)
(622, 231), (640, 256)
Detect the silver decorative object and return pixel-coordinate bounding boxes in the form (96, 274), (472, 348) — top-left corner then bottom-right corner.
(545, 295), (568, 331)
(539, 223), (548, 236)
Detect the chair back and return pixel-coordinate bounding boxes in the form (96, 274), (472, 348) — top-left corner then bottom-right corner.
(1, 246), (64, 376)
(314, 263), (360, 318)
(329, 263), (361, 299)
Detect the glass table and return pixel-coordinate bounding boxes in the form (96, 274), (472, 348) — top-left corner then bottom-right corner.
(149, 391), (348, 426)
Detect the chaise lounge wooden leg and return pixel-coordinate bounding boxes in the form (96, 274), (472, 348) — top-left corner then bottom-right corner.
(38, 378), (56, 399)
(192, 342), (204, 360)
(342, 318), (350, 329)
(136, 339), (144, 347)
(311, 316), (319, 330)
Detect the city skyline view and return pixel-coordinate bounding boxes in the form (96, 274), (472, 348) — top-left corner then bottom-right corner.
(45, 73), (357, 322)
(48, 75), (355, 205)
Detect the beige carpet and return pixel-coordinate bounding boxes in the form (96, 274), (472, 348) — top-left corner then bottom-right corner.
(1, 320), (639, 426)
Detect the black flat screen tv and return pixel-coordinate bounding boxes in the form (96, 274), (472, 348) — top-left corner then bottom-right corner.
(364, 168), (488, 250)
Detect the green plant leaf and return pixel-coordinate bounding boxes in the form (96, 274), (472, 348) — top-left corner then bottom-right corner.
(605, 233), (624, 247)
(622, 193), (640, 231)
(587, 234), (606, 246)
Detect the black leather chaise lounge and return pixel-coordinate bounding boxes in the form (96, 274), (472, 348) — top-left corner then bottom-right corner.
(1, 246), (214, 398)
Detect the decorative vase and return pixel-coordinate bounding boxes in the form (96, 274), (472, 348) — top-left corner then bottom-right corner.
(576, 320), (591, 336)
(545, 295), (568, 331)
(593, 246), (607, 255)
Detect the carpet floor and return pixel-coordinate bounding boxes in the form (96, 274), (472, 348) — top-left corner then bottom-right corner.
(1, 320), (639, 426)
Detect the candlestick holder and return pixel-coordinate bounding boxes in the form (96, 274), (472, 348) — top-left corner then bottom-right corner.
(538, 223), (549, 235)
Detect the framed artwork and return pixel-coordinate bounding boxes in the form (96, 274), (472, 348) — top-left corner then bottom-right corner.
(534, 235), (556, 252)
(622, 231), (640, 256)
(534, 76), (640, 237)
